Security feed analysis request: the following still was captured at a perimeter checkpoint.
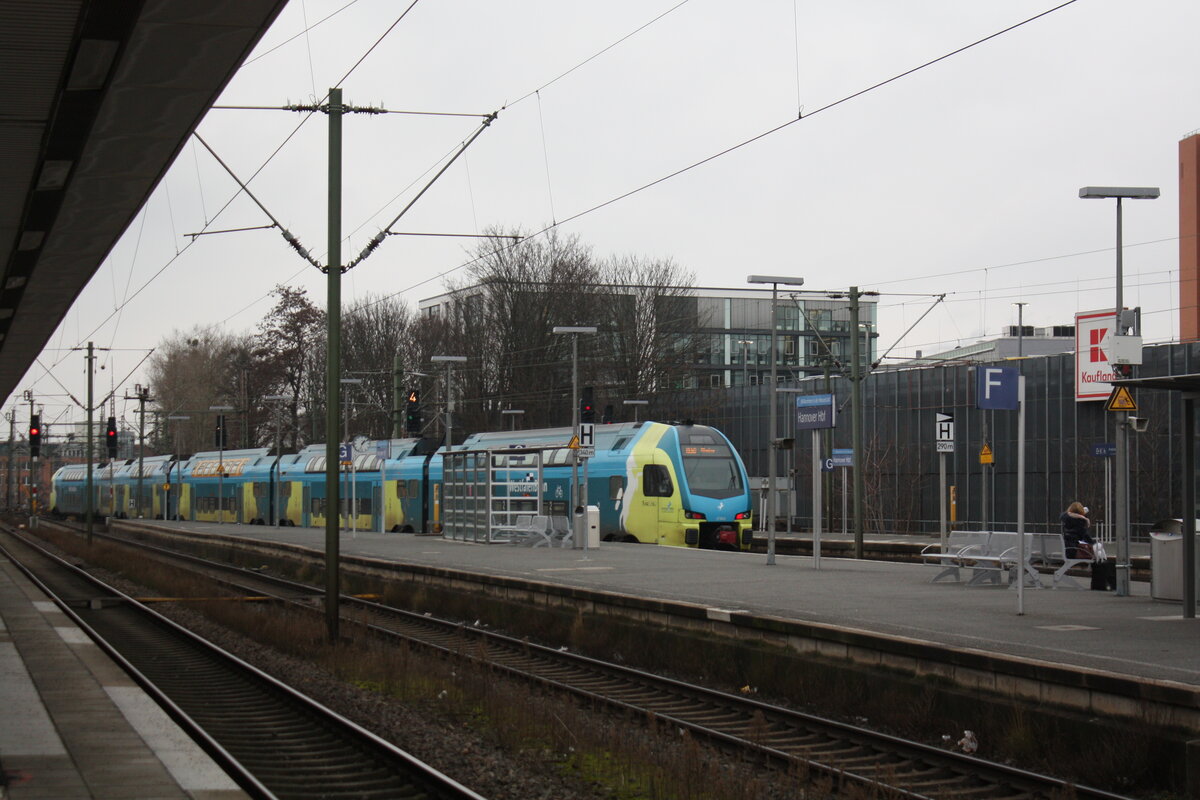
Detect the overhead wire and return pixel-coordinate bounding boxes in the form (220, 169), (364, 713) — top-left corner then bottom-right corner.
(366, 0), (1084, 307)
(22, 0), (1085, 408)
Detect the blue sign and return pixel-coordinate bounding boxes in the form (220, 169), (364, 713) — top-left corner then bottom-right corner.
(976, 366), (1020, 410)
(1091, 442), (1116, 458)
(376, 440), (390, 460)
(821, 458), (835, 472)
(832, 448), (854, 468)
(339, 443), (352, 462)
(796, 393), (837, 430)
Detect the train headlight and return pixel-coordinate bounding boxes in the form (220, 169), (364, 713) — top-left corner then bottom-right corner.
(734, 511), (750, 520)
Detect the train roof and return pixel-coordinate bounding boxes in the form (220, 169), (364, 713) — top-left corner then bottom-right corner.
(458, 421), (655, 452)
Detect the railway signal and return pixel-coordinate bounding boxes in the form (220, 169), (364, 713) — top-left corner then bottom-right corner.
(214, 414), (227, 449)
(105, 416), (118, 458)
(580, 386), (595, 424)
(405, 389), (421, 435)
(29, 414), (41, 458)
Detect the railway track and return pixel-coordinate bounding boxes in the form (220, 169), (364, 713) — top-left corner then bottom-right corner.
(60, 520), (1136, 800)
(0, 523), (486, 800)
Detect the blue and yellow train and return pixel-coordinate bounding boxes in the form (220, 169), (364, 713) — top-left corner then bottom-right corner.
(49, 421), (753, 549)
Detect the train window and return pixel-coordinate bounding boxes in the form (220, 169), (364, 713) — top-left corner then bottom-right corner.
(357, 498), (372, 514)
(280, 482), (292, 498)
(408, 479), (419, 498)
(395, 481), (407, 499)
(643, 465), (673, 497)
(611, 437), (629, 451)
(311, 498), (325, 515)
(609, 475), (624, 500)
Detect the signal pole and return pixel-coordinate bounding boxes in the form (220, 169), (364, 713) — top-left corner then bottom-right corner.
(5, 408), (13, 510)
(124, 385), (152, 517)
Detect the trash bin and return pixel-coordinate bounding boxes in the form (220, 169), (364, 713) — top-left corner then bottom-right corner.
(1149, 519), (1199, 601)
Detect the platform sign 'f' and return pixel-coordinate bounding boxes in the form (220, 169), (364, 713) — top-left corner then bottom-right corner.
(977, 367), (1019, 410)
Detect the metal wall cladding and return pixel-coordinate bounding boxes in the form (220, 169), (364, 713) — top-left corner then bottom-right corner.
(657, 341), (1200, 537)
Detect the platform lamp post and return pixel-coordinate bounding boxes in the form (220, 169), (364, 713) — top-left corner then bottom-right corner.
(1079, 185), (1159, 597)
(502, 409), (525, 430)
(737, 339), (754, 388)
(166, 415), (189, 521)
(747, 275), (805, 565)
(623, 399), (648, 422)
(553, 326), (597, 549)
(263, 395), (293, 526)
(209, 405), (233, 524)
(430, 357), (466, 451)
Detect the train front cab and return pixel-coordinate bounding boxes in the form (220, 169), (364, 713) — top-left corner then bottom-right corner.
(620, 423), (752, 550)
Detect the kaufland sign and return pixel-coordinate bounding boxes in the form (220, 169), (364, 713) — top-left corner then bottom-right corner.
(1075, 309), (1117, 401)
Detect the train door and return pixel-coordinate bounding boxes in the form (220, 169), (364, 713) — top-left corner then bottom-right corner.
(640, 454), (677, 545)
(373, 484), (383, 532)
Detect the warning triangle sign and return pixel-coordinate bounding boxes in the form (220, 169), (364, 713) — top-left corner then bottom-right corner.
(980, 444), (992, 457)
(1105, 386), (1138, 412)
(567, 434), (580, 449)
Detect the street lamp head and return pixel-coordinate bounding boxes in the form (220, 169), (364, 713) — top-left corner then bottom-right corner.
(263, 395), (294, 401)
(501, 409), (525, 415)
(431, 355), (467, 363)
(1079, 186), (1160, 200)
(552, 326), (598, 335)
(167, 415), (190, 421)
(208, 405), (233, 411)
(339, 378), (363, 385)
(747, 275), (805, 286)
(622, 399), (648, 406)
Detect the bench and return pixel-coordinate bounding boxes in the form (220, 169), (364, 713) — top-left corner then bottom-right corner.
(546, 515), (572, 547)
(972, 532), (1093, 590)
(921, 532), (1041, 587)
(1025, 532), (1094, 590)
(920, 532), (992, 583)
(494, 514), (553, 547)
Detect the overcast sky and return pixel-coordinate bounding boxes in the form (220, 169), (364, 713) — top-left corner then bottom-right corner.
(16, 0), (1200, 427)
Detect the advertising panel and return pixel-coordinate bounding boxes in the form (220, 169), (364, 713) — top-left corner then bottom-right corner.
(1075, 309), (1117, 402)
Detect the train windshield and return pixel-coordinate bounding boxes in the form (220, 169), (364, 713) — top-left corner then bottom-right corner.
(680, 442), (744, 499)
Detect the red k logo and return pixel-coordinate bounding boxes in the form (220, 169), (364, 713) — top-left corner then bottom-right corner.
(1090, 327), (1108, 362)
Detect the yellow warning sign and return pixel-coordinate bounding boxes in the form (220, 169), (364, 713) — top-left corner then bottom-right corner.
(979, 443), (994, 465)
(567, 434), (580, 449)
(1105, 385), (1138, 412)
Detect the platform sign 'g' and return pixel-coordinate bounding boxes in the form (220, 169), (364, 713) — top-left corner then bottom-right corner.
(976, 367), (1019, 410)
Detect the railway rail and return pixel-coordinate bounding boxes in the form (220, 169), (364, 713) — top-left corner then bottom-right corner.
(49, 519), (1136, 800)
(0, 521), (486, 800)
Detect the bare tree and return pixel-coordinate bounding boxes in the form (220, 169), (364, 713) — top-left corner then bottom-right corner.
(448, 228), (602, 431)
(596, 254), (699, 405)
(254, 286), (324, 449)
(341, 294), (413, 439)
(146, 327), (253, 454)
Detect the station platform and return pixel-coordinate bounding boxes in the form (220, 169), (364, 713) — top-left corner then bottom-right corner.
(0, 551), (247, 799)
(123, 520), (1196, 690)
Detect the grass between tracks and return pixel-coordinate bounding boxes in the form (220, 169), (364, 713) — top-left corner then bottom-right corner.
(29, 524), (830, 800)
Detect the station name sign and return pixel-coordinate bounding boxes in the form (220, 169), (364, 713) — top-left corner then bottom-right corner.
(795, 394), (836, 431)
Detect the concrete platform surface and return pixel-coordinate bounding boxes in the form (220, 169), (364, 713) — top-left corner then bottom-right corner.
(141, 521), (1198, 689)
(0, 553), (247, 799)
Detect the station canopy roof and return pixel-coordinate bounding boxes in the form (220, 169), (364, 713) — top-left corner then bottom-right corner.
(1111, 374), (1200, 396)
(0, 0), (288, 400)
